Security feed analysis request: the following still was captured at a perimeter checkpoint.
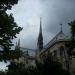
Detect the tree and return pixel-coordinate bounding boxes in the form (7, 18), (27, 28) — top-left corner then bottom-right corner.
(65, 20), (75, 58)
(64, 20), (75, 73)
(69, 20), (75, 40)
(0, 0), (23, 60)
(7, 64), (37, 75)
(0, 0), (18, 11)
(36, 55), (69, 75)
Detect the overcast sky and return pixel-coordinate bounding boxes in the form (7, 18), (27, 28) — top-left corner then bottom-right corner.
(7, 0), (75, 49)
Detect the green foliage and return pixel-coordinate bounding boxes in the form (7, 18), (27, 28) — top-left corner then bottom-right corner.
(68, 20), (75, 40)
(0, 0), (22, 61)
(0, 55), (70, 75)
(8, 49), (22, 60)
(7, 62), (37, 75)
(0, 12), (22, 60)
(0, 12), (22, 49)
(0, 0), (18, 11)
(8, 61), (25, 71)
(0, 71), (5, 75)
(36, 55), (69, 75)
(65, 20), (75, 56)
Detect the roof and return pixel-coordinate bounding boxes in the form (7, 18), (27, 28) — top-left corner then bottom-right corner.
(20, 47), (36, 57)
(39, 30), (68, 55)
(44, 31), (68, 49)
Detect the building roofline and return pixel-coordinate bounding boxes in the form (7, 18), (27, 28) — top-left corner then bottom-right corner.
(39, 39), (68, 56)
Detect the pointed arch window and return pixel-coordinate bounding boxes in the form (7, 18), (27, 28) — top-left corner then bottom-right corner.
(53, 50), (57, 60)
(54, 50), (57, 57)
(59, 46), (64, 57)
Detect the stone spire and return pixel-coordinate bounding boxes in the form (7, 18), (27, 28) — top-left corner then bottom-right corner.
(18, 39), (20, 50)
(15, 39), (20, 50)
(37, 18), (43, 52)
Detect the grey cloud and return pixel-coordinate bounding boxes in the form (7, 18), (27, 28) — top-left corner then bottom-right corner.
(41, 0), (75, 36)
(7, 0), (75, 49)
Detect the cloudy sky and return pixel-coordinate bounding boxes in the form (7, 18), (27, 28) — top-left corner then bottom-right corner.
(7, 0), (75, 49)
(1, 0), (75, 70)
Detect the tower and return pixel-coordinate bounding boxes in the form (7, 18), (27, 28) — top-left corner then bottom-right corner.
(15, 39), (20, 50)
(18, 39), (20, 49)
(37, 18), (43, 52)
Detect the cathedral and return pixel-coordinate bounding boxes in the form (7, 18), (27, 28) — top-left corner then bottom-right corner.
(14, 20), (75, 73)
(37, 23), (75, 73)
